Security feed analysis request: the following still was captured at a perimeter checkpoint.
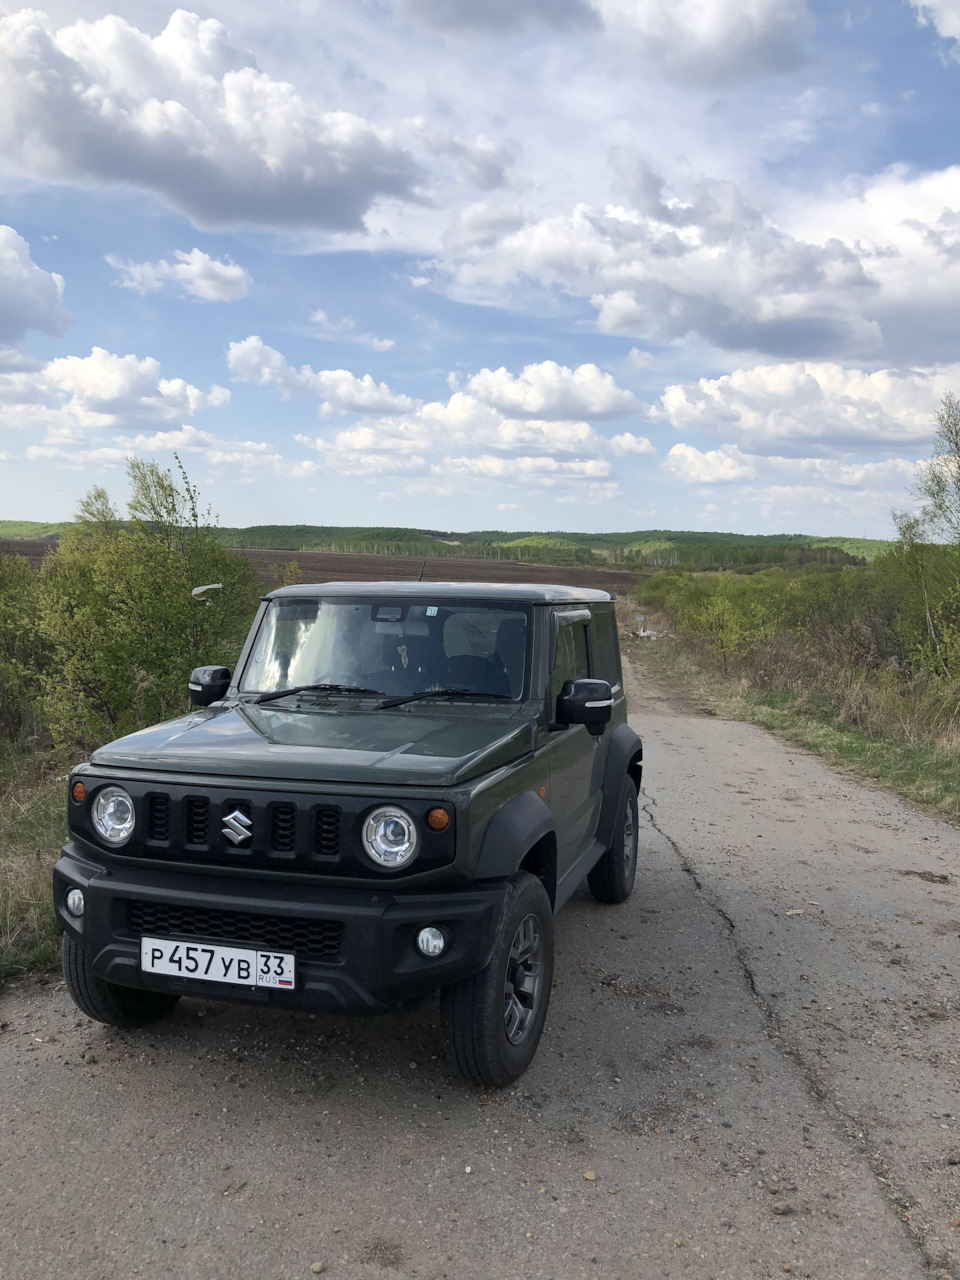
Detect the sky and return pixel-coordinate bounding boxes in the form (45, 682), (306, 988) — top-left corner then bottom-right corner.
(1, 0), (959, 538)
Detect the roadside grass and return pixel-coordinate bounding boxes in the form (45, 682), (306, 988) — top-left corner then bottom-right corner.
(629, 636), (960, 824)
(0, 754), (64, 983)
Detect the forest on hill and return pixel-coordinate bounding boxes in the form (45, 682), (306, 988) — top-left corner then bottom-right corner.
(0, 519), (891, 570)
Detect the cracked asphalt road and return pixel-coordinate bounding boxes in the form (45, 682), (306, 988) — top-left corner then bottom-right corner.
(2, 656), (960, 1279)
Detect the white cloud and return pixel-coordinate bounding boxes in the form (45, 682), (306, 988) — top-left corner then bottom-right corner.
(627, 348), (654, 369)
(310, 309), (355, 334)
(0, 9), (421, 231)
(460, 360), (637, 418)
(596, 0), (811, 85)
(0, 346), (229, 442)
(608, 432), (655, 456)
(310, 309), (394, 352)
(784, 164), (960, 364)
(911, 1), (960, 50)
(657, 360), (960, 455)
(444, 170), (881, 361)
(662, 443), (757, 483)
(438, 159), (960, 367)
(25, 444), (127, 468)
(0, 225), (72, 344)
(416, 125), (514, 190)
(404, 0), (810, 86)
(761, 456), (919, 487)
(437, 454), (612, 481)
(226, 336), (415, 413)
(107, 248), (251, 301)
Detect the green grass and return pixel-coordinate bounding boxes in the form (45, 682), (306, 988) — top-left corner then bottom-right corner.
(0, 760), (64, 982)
(0, 520), (69, 541)
(630, 638), (960, 824)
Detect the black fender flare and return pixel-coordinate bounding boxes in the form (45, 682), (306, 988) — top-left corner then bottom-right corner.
(474, 791), (556, 888)
(595, 723), (643, 853)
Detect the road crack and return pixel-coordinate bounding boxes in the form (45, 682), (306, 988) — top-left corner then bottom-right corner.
(639, 787), (956, 1280)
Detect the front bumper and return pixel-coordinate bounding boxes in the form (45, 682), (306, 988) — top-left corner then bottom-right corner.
(54, 843), (508, 1015)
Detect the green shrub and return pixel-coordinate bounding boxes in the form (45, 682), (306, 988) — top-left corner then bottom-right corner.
(37, 457), (259, 756)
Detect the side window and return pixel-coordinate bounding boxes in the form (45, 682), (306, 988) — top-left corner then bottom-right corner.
(551, 620), (589, 704)
(590, 609), (621, 687)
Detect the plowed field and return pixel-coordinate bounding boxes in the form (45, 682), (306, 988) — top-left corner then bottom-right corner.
(241, 547), (643, 594)
(2, 540), (643, 595)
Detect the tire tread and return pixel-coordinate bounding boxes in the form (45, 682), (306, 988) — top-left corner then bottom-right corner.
(441, 872), (553, 1088)
(62, 934), (179, 1028)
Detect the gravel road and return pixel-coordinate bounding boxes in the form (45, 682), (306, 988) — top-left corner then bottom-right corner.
(3, 657), (960, 1280)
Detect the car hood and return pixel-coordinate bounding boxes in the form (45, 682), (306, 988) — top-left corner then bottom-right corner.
(90, 701), (537, 787)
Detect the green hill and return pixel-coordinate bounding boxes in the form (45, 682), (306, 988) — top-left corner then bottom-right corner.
(0, 520), (894, 568)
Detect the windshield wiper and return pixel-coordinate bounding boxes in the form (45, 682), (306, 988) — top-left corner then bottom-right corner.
(378, 687), (513, 709)
(254, 683), (384, 705)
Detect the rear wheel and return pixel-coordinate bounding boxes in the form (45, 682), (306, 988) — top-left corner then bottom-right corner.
(588, 777), (639, 904)
(62, 933), (180, 1028)
(441, 871), (554, 1088)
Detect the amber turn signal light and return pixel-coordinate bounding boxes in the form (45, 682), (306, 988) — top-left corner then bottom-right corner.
(71, 781), (86, 804)
(426, 807), (450, 831)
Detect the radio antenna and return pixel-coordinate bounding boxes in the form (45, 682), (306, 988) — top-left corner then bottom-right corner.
(417, 558), (427, 582)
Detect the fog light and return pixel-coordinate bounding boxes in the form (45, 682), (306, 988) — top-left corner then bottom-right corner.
(65, 888), (84, 918)
(416, 926), (445, 957)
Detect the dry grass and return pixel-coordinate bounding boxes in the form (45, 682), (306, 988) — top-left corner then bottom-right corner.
(632, 638), (960, 824)
(0, 754), (64, 981)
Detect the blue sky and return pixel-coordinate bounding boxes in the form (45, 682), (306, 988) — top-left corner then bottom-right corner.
(1, 0), (959, 537)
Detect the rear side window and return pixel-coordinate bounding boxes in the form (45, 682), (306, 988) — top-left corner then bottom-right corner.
(551, 620), (589, 704)
(590, 609), (621, 687)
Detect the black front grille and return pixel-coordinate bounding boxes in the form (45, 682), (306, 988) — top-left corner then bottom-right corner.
(148, 794), (170, 841)
(315, 807), (340, 857)
(185, 796), (209, 845)
(127, 900), (342, 961)
(270, 804), (296, 853)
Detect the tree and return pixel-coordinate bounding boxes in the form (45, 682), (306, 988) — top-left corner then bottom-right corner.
(915, 391), (960, 544)
(891, 392), (960, 679)
(38, 457), (259, 754)
(0, 553), (45, 745)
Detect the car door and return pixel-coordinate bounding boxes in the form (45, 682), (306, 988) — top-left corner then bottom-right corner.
(544, 610), (603, 880)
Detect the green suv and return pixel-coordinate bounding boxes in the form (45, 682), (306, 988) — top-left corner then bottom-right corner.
(55, 582), (643, 1086)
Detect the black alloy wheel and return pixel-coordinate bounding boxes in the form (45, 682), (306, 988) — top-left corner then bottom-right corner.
(503, 913), (545, 1045)
(441, 871), (554, 1088)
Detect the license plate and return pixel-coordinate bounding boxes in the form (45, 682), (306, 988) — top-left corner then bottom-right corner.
(140, 937), (295, 989)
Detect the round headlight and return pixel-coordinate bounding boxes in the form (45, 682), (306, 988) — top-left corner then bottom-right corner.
(91, 786), (136, 846)
(362, 806), (418, 869)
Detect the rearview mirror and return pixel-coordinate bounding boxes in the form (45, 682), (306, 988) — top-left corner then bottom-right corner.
(188, 665), (231, 707)
(555, 678), (613, 736)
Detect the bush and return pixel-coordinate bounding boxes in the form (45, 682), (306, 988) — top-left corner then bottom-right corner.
(37, 457), (259, 756)
(0, 552), (45, 745)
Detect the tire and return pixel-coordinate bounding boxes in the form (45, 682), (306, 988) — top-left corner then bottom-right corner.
(588, 777), (639, 905)
(441, 871), (554, 1088)
(62, 933), (180, 1029)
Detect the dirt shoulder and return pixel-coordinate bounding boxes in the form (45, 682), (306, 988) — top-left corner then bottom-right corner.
(2, 656), (959, 1278)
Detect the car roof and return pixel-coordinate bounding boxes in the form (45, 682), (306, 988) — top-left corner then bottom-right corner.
(264, 580), (614, 604)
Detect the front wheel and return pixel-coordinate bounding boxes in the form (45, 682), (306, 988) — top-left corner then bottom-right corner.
(62, 933), (180, 1028)
(441, 871), (554, 1088)
(588, 777), (639, 904)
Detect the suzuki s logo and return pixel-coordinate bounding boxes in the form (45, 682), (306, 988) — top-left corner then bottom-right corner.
(222, 808), (252, 846)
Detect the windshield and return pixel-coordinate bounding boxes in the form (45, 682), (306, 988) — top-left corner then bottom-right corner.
(241, 598), (530, 700)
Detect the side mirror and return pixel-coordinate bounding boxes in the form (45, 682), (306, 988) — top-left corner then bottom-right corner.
(555, 678), (613, 736)
(188, 665), (231, 707)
